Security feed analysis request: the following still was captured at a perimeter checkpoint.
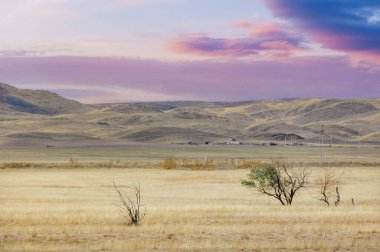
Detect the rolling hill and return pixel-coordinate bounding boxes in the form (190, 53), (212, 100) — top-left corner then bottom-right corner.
(0, 83), (92, 115)
(1, 83), (380, 144)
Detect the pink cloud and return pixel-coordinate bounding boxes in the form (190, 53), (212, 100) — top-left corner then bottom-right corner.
(309, 31), (380, 66)
(236, 22), (285, 35)
(170, 34), (259, 57)
(233, 21), (255, 30)
(170, 22), (307, 58)
(260, 41), (297, 50)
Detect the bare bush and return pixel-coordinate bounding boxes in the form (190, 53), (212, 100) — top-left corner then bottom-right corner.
(113, 180), (146, 225)
(187, 160), (204, 170)
(317, 168), (344, 206)
(68, 158), (84, 168)
(317, 168), (337, 206)
(161, 157), (177, 170)
(242, 159), (309, 205)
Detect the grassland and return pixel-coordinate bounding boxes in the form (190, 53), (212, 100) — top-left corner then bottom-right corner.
(0, 144), (379, 251)
(1, 166), (379, 251)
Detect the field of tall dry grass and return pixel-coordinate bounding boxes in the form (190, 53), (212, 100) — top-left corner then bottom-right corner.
(1, 166), (379, 251)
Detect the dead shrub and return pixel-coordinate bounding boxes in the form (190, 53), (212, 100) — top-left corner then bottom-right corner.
(161, 157), (177, 170)
(113, 180), (146, 226)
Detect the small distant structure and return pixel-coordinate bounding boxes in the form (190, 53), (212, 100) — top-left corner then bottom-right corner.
(187, 141), (198, 145)
(226, 138), (240, 145)
(271, 133), (304, 141)
(271, 133), (305, 146)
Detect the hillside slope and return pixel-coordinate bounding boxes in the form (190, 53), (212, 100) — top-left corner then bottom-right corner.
(0, 83), (92, 115)
(1, 84), (379, 143)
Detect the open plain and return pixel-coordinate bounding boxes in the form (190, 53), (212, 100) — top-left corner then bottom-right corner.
(1, 144), (380, 251)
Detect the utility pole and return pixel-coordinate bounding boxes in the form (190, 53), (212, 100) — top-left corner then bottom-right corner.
(320, 125), (325, 169)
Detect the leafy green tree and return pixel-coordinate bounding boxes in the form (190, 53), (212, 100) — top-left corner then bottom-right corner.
(242, 159), (309, 205)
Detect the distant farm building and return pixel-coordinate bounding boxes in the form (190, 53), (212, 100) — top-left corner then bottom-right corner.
(271, 133), (305, 146)
(271, 133), (304, 141)
(226, 138), (240, 145)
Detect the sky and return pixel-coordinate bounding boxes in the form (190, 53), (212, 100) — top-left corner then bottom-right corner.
(0, 0), (379, 103)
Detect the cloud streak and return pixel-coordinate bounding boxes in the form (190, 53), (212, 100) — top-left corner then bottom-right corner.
(0, 56), (379, 102)
(170, 22), (307, 58)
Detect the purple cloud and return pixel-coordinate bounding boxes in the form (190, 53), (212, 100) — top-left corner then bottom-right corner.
(265, 0), (380, 64)
(0, 56), (379, 102)
(170, 22), (307, 58)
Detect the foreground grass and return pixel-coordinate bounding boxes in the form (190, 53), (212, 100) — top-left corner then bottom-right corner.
(0, 168), (379, 251)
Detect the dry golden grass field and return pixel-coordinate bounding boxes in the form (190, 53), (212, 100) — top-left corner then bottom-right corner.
(1, 157), (380, 251)
(1, 144), (380, 251)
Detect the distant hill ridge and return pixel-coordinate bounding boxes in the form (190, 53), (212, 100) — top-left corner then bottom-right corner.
(1, 83), (380, 143)
(0, 83), (91, 115)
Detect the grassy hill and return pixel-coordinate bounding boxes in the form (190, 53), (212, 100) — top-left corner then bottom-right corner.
(1, 83), (380, 143)
(0, 83), (92, 115)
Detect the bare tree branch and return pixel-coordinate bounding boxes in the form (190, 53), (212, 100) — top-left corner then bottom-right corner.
(317, 168), (344, 207)
(113, 179), (146, 225)
(317, 168), (337, 206)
